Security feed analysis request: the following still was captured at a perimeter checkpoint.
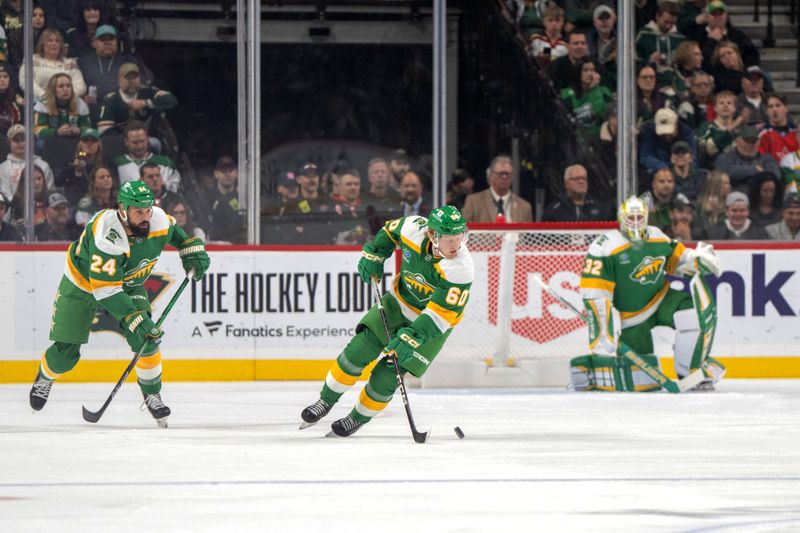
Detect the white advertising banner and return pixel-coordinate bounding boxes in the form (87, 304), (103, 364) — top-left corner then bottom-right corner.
(1, 247), (799, 363)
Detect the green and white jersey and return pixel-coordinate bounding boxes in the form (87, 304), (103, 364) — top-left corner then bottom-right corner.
(373, 216), (474, 338)
(113, 153), (182, 193)
(580, 226), (686, 328)
(63, 206), (190, 321)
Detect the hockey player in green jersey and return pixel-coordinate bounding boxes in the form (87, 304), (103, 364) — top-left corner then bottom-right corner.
(300, 205), (474, 437)
(573, 196), (725, 392)
(29, 180), (210, 425)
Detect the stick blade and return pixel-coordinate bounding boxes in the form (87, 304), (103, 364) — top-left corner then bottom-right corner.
(82, 405), (102, 423)
(413, 429), (429, 444)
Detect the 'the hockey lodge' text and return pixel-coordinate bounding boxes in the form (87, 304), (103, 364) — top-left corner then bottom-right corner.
(190, 272), (390, 314)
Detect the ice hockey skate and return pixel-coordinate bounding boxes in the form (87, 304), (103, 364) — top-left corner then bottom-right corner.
(141, 393), (171, 428)
(326, 415), (365, 438)
(29, 374), (53, 411)
(299, 398), (332, 429)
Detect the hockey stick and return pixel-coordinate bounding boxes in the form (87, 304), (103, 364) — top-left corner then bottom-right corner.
(371, 278), (429, 444)
(82, 272), (193, 423)
(532, 275), (705, 393)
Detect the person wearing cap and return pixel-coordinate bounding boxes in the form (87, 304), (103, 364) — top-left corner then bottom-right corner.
(113, 119), (181, 192)
(97, 62), (178, 135)
(0, 191), (21, 242)
(760, 94), (798, 163)
(291, 162), (338, 244)
(547, 29), (589, 91)
(670, 140), (706, 200)
(0, 60), (22, 136)
(58, 127), (104, 204)
(0, 124), (55, 200)
(666, 196), (705, 241)
(766, 193), (800, 240)
(387, 149), (410, 191)
(586, 4), (617, 86)
(715, 125), (780, 194)
(207, 155), (244, 243)
(687, 0), (759, 70)
(696, 89), (746, 165)
(542, 164), (614, 222)
(706, 191), (768, 239)
(529, 5), (568, 66)
(736, 66), (768, 128)
(261, 170), (301, 244)
(639, 107), (697, 175)
(34, 191), (79, 241)
(635, 3), (686, 69)
(446, 168), (474, 211)
(19, 28), (87, 99)
(77, 24), (136, 107)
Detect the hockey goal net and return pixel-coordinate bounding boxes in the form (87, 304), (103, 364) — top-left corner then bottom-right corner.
(419, 222), (616, 388)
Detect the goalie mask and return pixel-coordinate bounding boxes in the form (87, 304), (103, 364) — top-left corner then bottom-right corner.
(426, 205), (468, 258)
(618, 196), (648, 245)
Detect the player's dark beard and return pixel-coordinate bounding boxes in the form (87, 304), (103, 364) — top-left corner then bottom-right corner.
(129, 221), (150, 238)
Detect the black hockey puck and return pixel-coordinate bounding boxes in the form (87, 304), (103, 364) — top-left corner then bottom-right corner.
(454, 426), (465, 439)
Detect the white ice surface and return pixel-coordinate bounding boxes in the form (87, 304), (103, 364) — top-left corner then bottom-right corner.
(2, 380), (800, 532)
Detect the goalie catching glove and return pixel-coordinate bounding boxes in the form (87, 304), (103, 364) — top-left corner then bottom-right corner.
(122, 310), (163, 353)
(358, 243), (388, 284)
(677, 241), (721, 277)
(383, 327), (426, 369)
(179, 237), (210, 280)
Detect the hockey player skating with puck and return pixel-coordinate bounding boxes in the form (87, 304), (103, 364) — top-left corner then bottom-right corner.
(572, 195), (726, 392)
(300, 205), (474, 437)
(29, 180), (210, 425)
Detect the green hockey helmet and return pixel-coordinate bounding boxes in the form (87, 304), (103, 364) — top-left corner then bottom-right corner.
(118, 180), (154, 210)
(426, 205), (467, 236)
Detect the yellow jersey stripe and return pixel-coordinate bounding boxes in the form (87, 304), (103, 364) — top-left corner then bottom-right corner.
(359, 388), (389, 412)
(66, 252), (92, 293)
(426, 301), (462, 327)
(382, 226), (399, 244)
(330, 363), (360, 386)
(620, 283), (669, 320)
(610, 242), (632, 256)
(90, 278), (122, 290)
(401, 234), (421, 254)
(666, 242), (686, 274)
(148, 228), (169, 239)
(136, 352), (162, 370)
(580, 277), (616, 292)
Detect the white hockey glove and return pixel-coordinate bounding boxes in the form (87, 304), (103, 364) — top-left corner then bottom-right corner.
(677, 241), (722, 277)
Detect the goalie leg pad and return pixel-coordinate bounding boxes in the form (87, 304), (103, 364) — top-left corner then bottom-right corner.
(585, 298), (621, 356)
(570, 354), (662, 392)
(673, 274), (723, 382)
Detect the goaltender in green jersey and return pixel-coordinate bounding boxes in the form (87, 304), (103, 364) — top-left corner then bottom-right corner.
(573, 196), (726, 392)
(29, 180), (210, 425)
(300, 205), (474, 437)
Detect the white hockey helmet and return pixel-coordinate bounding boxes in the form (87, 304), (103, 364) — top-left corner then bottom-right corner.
(618, 196), (648, 244)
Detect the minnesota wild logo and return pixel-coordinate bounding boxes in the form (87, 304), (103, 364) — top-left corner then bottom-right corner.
(402, 272), (435, 303)
(629, 256), (666, 285)
(91, 273), (172, 334)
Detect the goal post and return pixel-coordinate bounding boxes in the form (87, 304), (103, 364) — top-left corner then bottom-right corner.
(419, 222), (617, 388)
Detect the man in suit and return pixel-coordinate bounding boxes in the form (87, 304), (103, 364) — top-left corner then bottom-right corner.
(461, 155), (534, 223)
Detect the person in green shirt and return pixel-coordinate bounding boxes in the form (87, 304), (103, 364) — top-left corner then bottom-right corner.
(560, 57), (614, 139)
(572, 196), (725, 392)
(28, 180), (210, 426)
(300, 206), (474, 437)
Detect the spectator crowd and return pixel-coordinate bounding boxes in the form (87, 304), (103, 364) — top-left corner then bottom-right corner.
(1, 0), (799, 243)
